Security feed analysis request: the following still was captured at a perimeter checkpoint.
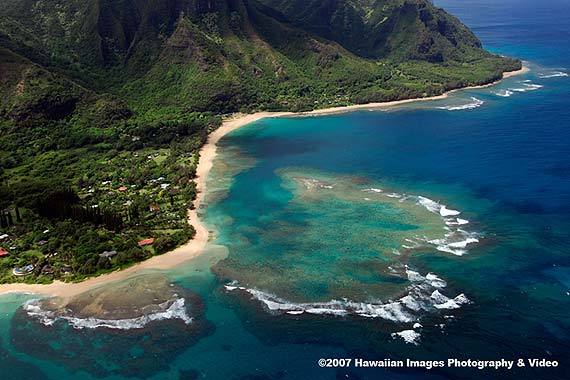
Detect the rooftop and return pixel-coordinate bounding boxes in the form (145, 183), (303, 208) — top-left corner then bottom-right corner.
(99, 250), (118, 258)
(138, 238), (155, 247)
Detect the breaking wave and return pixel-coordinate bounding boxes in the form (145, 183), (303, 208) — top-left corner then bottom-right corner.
(362, 187), (384, 194)
(391, 329), (421, 345)
(363, 190), (480, 256)
(509, 81), (544, 93)
(538, 70), (568, 79)
(437, 97), (484, 111)
(361, 187), (481, 256)
(224, 267), (470, 323)
(23, 298), (193, 330)
(415, 195), (480, 256)
(300, 176), (482, 256)
(493, 89), (514, 97)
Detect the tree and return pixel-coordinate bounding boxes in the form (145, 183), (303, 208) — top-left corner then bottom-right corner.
(154, 236), (176, 255)
(15, 207), (22, 223)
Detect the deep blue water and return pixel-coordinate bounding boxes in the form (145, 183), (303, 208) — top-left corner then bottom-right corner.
(1, 1), (569, 379)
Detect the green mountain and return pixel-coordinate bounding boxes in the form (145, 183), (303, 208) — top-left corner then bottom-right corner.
(1, 0), (520, 120)
(0, 0), (520, 283)
(260, 0), (485, 61)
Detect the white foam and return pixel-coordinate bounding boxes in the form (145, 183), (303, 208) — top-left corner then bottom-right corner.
(430, 290), (450, 304)
(447, 238), (479, 248)
(439, 205), (460, 217)
(23, 302), (56, 326)
(435, 246), (467, 256)
(428, 232), (480, 256)
(437, 97), (484, 111)
(371, 188), (480, 256)
(412, 196), (481, 256)
(444, 218), (469, 226)
(304, 307), (348, 316)
(538, 71), (568, 79)
(24, 298), (193, 330)
(391, 330), (421, 345)
(406, 268), (425, 283)
(493, 89), (514, 97)
(431, 291), (471, 310)
(524, 83), (544, 89)
(425, 273), (447, 288)
(417, 196), (442, 214)
(225, 268), (469, 324)
(363, 188), (383, 193)
(510, 82), (543, 92)
(417, 196), (461, 217)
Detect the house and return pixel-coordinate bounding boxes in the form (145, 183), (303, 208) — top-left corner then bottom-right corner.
(149, 205), (161, 212)
(99, 250), (118, 259)
(37, 240), (48, 246)
(0, 247), (9, 257)
(138, 238), (155, 247)
(118, 186), (128, 192)
(41, 266), (55, 275)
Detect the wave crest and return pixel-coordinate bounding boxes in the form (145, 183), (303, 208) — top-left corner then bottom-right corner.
(538, 71), (568, 79)
(437, 97), (484, 111)
(493, 89), (514, 97)
(23, 297), (193, 330)
(224, 267), (470, 323)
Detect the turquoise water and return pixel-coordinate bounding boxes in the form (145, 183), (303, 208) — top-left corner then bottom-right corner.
(2, 0), (570, 379)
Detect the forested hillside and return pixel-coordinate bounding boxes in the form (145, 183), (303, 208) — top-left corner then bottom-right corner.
(0, 0), (521, 283)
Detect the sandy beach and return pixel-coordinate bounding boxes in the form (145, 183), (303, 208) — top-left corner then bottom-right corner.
(0, 67), (527, 298)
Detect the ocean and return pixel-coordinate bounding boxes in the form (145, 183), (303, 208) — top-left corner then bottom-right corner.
(1, 0), (569, 379)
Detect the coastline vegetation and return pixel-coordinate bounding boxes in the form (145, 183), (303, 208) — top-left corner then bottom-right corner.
(0, 0), (521, 283)
(0, 111), (218, 283)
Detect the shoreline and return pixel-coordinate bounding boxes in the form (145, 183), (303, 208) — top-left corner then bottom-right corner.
(0, 67), (528, 298)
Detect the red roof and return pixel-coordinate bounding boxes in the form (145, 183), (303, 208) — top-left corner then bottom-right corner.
(149, 205), (161, 212)
(138, 238), (155, 247)
(0, 247), (9, 257)
(118, 186), (128, 191)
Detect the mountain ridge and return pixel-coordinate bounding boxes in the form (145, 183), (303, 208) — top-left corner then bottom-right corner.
(0, 0), (522, 283)
(0, 0), (521, 120)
